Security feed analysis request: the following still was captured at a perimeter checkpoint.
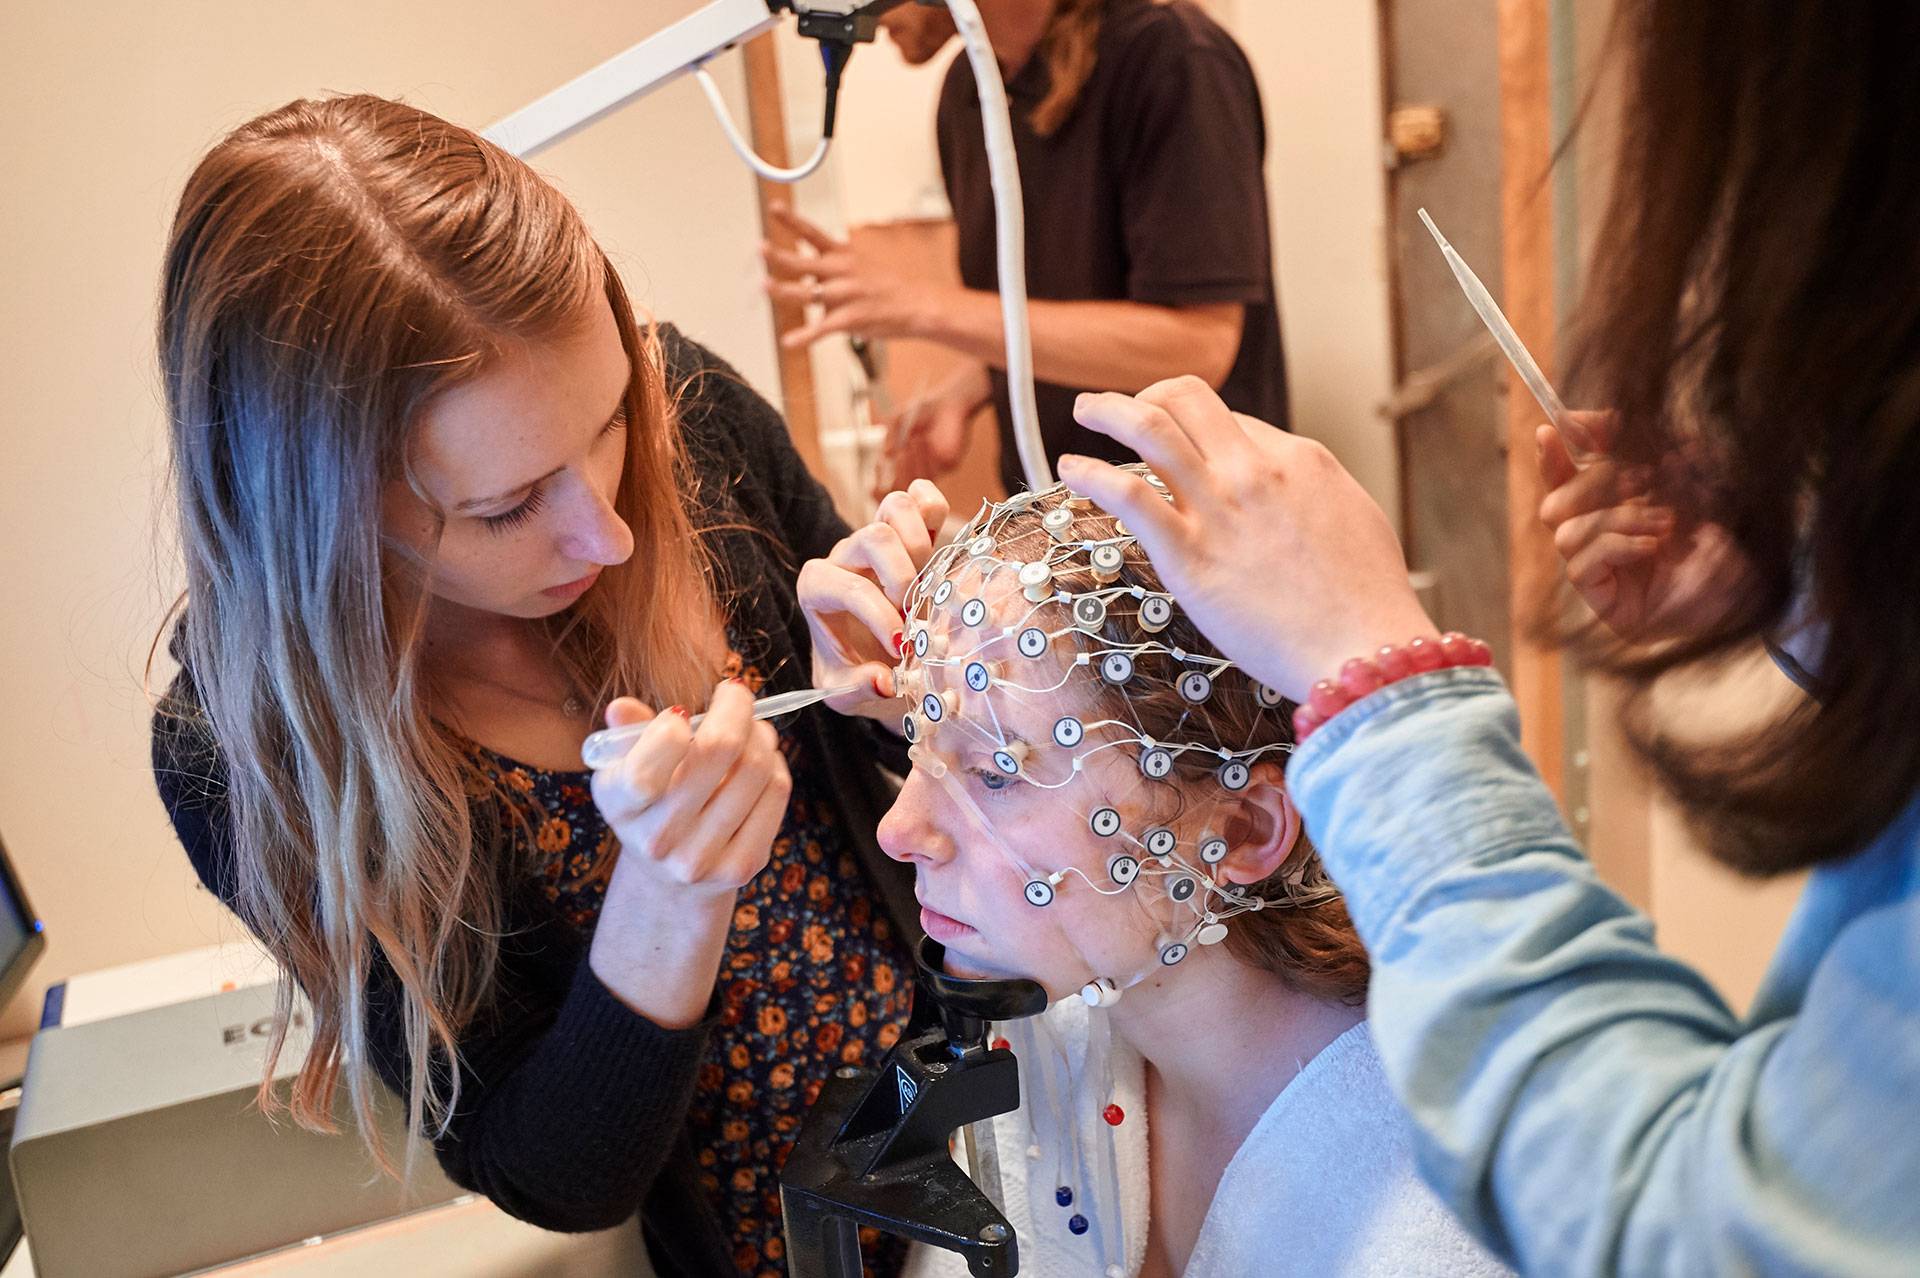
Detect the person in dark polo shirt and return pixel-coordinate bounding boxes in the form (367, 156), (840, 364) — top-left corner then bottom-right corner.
(763, 0), (1287, 495)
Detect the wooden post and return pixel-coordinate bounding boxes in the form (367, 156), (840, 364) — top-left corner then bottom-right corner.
(1497, 0), (1564, 798)
(741, 32), (827, 480)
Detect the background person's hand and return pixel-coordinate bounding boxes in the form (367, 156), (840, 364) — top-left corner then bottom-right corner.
(1062, 378), (1438, 702)
(761, 204), (951, 350)
(1536, 412), (1756, 641)
(874, 362), (989, 498)
(798, 479), (951, 719)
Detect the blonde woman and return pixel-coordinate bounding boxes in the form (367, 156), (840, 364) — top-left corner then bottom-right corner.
(150, 95), (932, 1278)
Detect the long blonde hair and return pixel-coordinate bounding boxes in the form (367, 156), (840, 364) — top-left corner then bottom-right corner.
(156, 95), (720, 1167)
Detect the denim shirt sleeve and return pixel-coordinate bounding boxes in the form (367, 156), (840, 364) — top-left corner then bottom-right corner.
(1288, 666), (1920, 1276)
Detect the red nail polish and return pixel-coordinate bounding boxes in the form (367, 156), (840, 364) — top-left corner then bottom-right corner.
(891, 631), (905, 656)
(668, 705), (688, 718)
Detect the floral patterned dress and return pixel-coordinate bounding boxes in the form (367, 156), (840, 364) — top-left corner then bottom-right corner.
(469, 650), (913, 1277)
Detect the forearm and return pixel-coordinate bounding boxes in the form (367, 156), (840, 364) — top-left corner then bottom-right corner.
(425, 958), (716, 1232)
(918, 289), (1241, 392)
(1289, 667), (1920, 1275)
(590, 886), (736, 1029)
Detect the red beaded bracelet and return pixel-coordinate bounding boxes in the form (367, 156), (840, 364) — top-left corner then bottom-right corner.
(1291, 632), (1493, 743)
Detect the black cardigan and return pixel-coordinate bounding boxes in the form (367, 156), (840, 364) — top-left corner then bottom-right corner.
(151, 328), (919, 1277)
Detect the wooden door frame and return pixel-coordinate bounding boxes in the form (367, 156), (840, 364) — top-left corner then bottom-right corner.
(1496, 0), (1566, 798)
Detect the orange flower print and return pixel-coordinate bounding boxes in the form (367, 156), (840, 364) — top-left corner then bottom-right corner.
(767, 918), (794, 944)
(773, 1113), (799, 1134)
(807, 876), (831, 904)
(536, 817), (571, 853)
(723, 1119), (750, 1144)
(732, 1168), (756, 1193)
(727, 1081), (754, 1105)
(770, 1063), (795, 1090)
(814, 1022), (844, 1053)
(757, 1005), (788, 1038)
(733, 1243), (758, 1272)
(506, 768), (534, 793)
(842, 953), (867, 983)
(877, 1022), (903, 1050)
(840, 1039), (866, 1064)
(849, 1001), (869, 1028)
(780, 863), (806, 894)
(813, 993), (838, 1015)
(729, 1044), (751, 1070)
(873, 963), (896, 994)
(734, 903), (760, 931)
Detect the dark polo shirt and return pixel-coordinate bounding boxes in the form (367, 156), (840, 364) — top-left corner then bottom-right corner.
(937, 0), (1289, 493)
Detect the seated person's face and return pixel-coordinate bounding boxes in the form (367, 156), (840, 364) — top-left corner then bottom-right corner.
(877, 559), (1296, 996)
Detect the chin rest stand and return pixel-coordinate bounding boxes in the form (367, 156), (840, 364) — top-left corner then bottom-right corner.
(781, 938), (1049, 1278)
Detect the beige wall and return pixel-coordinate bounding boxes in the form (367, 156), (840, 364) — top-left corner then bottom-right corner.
(0, 0), (780, 1039)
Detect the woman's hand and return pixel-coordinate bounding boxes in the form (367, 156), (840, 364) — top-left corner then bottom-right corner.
(1063, 378), (1437, 701)
(798, 480), (951, 719)
(587, 683), (792, 1026)
(874, 362), (990, 498)
(1536, 414), (1756, 641)
(761, 204), (954, 349)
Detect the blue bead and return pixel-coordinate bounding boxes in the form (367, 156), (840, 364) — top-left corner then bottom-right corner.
(1055, 1186), (1074, 1207)
(1067, 1214), (1089, 1235)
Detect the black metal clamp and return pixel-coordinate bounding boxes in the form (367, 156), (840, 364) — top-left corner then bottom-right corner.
(780, 938), (1050, 1278)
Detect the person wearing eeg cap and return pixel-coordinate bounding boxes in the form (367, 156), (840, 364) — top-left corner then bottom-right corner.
(797, 477), (1508, 1277)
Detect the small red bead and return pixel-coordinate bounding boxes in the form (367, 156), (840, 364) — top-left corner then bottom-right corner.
(1308, 678), (1346, 719)
(1405, 636), (1444, 672)
(1292, 704), (1324, 740)
(1338, 657), (1385, 699)
(1438, 632), (1472, 666)
(1461, 637), (1495, 667)
(1103, 1104), (1125, 1126)
(991, 1037), (1011, 1052)
(1375, 644), (1414, 681)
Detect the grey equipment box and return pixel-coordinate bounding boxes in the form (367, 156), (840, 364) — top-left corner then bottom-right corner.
(9, 981), (463, 1277)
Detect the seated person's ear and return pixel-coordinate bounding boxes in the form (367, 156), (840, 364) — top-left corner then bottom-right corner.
(1219, 763), (1302, 887)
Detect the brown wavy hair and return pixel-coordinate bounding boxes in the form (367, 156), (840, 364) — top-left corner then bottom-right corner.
(1029, 0), (1112, 137)
(156, 95), (721, 1168)
(981, 487), (1369, 1005)
(1564, 3), (1920, 875)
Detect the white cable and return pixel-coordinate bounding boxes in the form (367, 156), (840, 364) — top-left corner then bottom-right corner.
(943, 0), (1048, 492)
(693, 63), (831, 183)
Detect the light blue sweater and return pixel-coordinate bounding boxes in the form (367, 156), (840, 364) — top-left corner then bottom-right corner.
(1289, 666), (1920, 1276)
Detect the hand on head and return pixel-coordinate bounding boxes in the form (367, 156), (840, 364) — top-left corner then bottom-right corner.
(1064, 378), (1438, 701)
(798, 479), (951, 719)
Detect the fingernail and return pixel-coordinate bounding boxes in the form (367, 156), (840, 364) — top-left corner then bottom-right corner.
(1057, 453), (1086, 471)
(891, 630), (905, 656)
(668, 705), (688, 718)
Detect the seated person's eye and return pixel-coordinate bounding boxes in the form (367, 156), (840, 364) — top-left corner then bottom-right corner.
(968, 766), (1013, 792)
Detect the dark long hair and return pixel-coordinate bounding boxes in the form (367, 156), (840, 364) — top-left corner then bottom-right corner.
(1569, 3), (1920, 874)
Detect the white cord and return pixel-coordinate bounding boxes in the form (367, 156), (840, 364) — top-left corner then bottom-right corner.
(943, 0), (1048, 491)
(693, 63), (830, 183)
